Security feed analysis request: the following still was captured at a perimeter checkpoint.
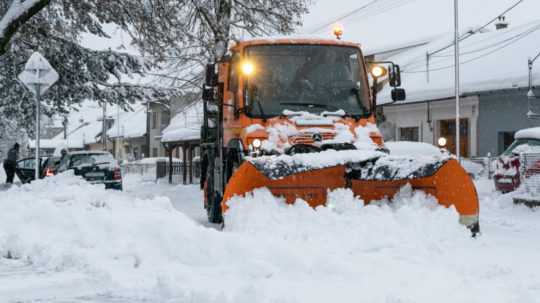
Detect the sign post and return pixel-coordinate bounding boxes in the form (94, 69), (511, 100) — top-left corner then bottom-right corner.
(18, 52), (59, 180)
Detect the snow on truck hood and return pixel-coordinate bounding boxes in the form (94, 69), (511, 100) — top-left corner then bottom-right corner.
(244, 110), (381, 153)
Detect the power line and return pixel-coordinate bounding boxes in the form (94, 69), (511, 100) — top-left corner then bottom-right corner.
(307, 0), (414, 34)
(428, 0), (524, 56)
(403, 22), (540, 73)
(308, 0), (379, 34)
(398, 0), (526, 73)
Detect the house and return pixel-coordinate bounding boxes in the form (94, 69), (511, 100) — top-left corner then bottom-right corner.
(161, 100), (203, 184)
(107, 105), (147, 161)
(375, 19), (540, 157)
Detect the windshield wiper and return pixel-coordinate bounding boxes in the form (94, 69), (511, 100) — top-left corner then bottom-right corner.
(280, 102), (339, 111)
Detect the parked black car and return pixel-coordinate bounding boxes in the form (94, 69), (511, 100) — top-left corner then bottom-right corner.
(56, 151), (123, 190)
(16, 156), (60, 183)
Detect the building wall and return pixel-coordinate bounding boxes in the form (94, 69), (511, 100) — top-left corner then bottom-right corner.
(111, 136), (147, 161)
(148, 103), (170, 158)
(477, 89), (540, 156)
(381, 95), (479, 156)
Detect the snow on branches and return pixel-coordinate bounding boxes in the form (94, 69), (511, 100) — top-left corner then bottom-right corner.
(0, 0), (179, 134)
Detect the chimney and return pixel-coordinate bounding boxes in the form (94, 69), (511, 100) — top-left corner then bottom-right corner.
(495, 16), (509, 30)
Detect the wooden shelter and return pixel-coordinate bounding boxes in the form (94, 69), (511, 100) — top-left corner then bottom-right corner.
(161, 101), (203, 184)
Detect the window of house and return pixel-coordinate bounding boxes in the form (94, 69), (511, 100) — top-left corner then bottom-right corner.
(152, 112), (159, 129)
(498, 131), (516, 155)
(161, 111), (170, 127)
(399, 127), (419, 142)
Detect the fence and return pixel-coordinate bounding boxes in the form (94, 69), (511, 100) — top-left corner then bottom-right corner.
(468, 156), (495, 179)
(519, 153), (540, 196)
(121, 163), (157, 182)
(122, 160), (200, 184)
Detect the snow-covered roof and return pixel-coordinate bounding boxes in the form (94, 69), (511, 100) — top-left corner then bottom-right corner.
(379, 20), (540, 105)
(27, 138), (82, 150)
(161, 102), (203, 143)
(515, 127), (540, 140)
(107, 105), (147, 139)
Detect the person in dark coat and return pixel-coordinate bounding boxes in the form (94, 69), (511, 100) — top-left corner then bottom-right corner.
(3, 143), (19, 184)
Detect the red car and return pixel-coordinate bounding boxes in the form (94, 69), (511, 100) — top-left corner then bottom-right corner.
(494, 127), (540, 193)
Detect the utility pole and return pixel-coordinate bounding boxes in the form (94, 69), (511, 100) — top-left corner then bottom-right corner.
(454, 0), (461, 161)
(146, 101), (151, 158)
(527, 51), (540, 118)
(102, 102), (107, 151)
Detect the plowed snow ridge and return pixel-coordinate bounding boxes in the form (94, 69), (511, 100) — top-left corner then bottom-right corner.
(0, 173), (539, 302)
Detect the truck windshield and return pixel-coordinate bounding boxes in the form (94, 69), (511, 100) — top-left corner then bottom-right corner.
(243, 44), (370, 117)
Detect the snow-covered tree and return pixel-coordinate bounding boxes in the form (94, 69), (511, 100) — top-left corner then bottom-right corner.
(125, 0), (310, 82)
(0, 0), (309, 141)
(0, 0), (177, 136)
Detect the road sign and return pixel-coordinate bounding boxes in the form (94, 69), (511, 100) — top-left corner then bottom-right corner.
(18, 52), (59, 96)
(18, 52), (59, 181)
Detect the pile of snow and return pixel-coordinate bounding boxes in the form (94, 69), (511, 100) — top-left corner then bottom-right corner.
(135, 157), (182, 164)
(515, 126), (540, 140)
(249, 149), (385, 179)
(386, 141), (443, 157)
(3, 173), (540, 302)
(461, 159), (485, 177)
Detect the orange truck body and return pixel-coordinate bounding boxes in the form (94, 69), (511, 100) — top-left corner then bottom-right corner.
(203, 37), (479, 231)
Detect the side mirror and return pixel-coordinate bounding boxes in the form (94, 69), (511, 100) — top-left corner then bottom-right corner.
(205, 63), (217, 87)
(389, 64), (401, 87)
(391, 88), (406, 102)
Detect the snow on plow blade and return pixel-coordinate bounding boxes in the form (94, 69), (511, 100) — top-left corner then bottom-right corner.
(222, 151), (479, 228)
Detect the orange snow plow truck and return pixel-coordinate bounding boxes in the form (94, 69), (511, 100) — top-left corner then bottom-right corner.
(200, 37), (479, 233)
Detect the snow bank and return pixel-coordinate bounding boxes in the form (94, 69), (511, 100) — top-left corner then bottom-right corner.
(2, 173), (540, 302)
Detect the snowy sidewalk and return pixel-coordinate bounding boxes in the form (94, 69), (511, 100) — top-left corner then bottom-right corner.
(0, 173), (539, 303)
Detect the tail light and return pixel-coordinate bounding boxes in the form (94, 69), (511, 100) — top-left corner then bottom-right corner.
(113, 167), (122, 180)
(45, 168), (55, 177)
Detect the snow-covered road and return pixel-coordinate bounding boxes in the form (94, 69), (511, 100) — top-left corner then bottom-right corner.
(0, 172), (539, 303)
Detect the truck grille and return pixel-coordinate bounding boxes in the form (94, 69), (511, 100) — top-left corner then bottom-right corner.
(289, 132), (335, 145)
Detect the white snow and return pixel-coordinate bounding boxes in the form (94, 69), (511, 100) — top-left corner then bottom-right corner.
(1, 172), (540, 302)
(135, 157), (182, 164)
(161, 101), (203, 143)
(244, 124), (265, 134)
(386, 141), (444, 157)
(515, 126), (540, 140)
(107, 105), (147, 139)
(249, 149), (385, 173)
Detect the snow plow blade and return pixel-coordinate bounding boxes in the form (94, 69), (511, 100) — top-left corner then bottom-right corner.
(222, 155), (479, 229)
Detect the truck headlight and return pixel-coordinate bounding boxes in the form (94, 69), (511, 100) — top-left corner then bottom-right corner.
(252, 139), (262, 149)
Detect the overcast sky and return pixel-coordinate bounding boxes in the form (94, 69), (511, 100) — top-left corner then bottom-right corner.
(300, 0), (540, 51)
